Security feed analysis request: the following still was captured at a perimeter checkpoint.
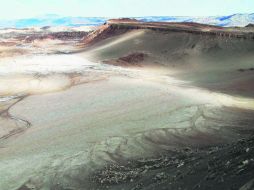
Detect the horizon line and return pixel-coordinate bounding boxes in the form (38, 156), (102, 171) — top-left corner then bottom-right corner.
(0, 12), (253, 21)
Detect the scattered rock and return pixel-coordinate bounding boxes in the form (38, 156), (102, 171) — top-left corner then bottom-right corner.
(153, 172), (167, 181)
(237, 68), (254, 72)
(91, 136), (254, 190)
(242, 160), (249, 166)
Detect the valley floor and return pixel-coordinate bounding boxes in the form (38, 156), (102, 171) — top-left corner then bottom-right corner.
(0, 52), (253, 190)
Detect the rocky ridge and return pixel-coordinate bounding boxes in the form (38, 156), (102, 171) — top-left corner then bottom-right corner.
(84, 19), (254, 47)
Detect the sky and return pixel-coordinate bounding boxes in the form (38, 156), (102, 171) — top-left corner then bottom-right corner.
(0, 0), (253, 19)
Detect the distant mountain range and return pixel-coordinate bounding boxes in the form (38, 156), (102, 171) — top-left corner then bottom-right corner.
(0, 13), (253, 28)
(137, 13), (254, 27)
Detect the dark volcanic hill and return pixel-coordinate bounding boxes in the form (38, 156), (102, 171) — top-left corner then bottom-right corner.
(84, 19), (254, 97)
(84, 19), (254, 46)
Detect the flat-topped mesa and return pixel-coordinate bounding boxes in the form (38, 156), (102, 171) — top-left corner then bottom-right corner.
(83, 19), (254, 46)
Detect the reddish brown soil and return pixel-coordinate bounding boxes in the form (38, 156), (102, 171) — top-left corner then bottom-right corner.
(103, 53), (148, 67)
(83, 23), (130, 46)
(0, 41), (17, 46)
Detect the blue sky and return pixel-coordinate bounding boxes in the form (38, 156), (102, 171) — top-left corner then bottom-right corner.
(0, 0), (253, 19)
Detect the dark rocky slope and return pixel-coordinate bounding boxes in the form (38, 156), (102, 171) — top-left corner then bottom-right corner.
(90, 135), (254, 190)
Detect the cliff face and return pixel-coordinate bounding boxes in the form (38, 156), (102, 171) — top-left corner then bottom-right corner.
(83, 23), (130, 45)
(83, 19), (147, 46)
